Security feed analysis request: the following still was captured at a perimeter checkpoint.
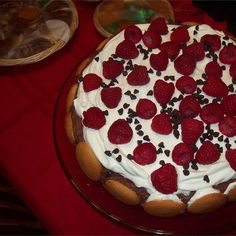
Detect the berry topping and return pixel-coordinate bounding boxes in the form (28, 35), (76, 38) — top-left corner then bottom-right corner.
(159, 41), (180, 60)
(148, 17), (168, 35)
(153, 80), (175, 105)
(219, 116), (236, 137)
(151, 163), (178, 194)
(170, 26), (190, 44)
(133, 142), (157, 165)
(124, 25), (142, 43)
(205, 61), (223, 77)
(142, 30), (161, 49)
(151, 113), (173, 135)
(101, 87), (122, 108)
(183, 42), (205, 61)
(103, 60), (124, 80)
(200, 34), (221, 52)
(179, 95), (201, 118)
(116, 40), (139, 59)
(174, 54), (196, 76)
(229, 62), (236, 79)
(221, 94), (236, 116)
(108, 119), (133, 144)
(127, 65), (150, 85)
(176, 75), (197, 94)
(150, 51), (169, 71)
(181, 118), (204, 144)
(219, 44), (236, 64)
(225, 149), (236, 171)
(136, 98), (157, 119)
(83, 107), (106, 129)
(83, 73), (102, 92)
(195, 141), (220, 165)
(172, 143), (194, 166)
(200, 103), (223, 124)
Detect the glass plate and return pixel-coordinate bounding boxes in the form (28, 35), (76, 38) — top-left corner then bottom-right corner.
(53, 68), (236, 235)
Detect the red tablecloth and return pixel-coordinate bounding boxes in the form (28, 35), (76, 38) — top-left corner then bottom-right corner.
(0, 1), (235, 235)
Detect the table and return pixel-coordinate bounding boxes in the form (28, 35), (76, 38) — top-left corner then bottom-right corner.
(0, 1), (235, 234)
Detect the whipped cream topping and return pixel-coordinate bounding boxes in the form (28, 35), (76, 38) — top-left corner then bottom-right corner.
(74, 23), (236, 204)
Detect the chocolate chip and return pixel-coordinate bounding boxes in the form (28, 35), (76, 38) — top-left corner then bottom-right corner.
(228, 84), (234, 92)
(130, 94), (137, 100)
(203, 175), (210, 183)
(143, 135), (150, 141)
(195, 25), (199, 30)
(191, 163), (198, 170)
(224, 137), (229, 143)
(196, 79), (204, 85)
(221, 65), (226, 70)
(134, 89), (139, 94)
(158, 142), (165, 148)
(103, 110), (109, 116)
(124, 90), (132, 96)
(156, 71), (161, 76)
(137, 140), (143, 145)
(173, 128), (180, 139)
(112, 148), (119, 154)
(127, 154), (133, 160)
(148, 68), (154, 74)
(157, 148), (163, 154)
(202, 73), (207, 79)
(193, 30), (198, 35)
(118, 108), (123, 115)
(126, 117), (133, 123)
(147, 90), (153, 96)
(159, 160), (165, 165)
(123, 71), (128, 76)
(164, 150), (170, 157)
(213, 132), (220, 137)
(105, 150), (112, 156)
(223, 35), (229, 40)
(135, 124), (142, 131)
(226, 143), (232, 150)
(77, 76), (83, 82)
(116, 155), (122, 162)
(137, 130), (144, 136)
(134, 118), (139, 124)
(101, 82), (107, 88)
(95, 57), (99, 62)
(222, 41), (227, 46)
(183, 169), (190, 176)
(183, 163), (189, 169)
(123, 103), (130, 109)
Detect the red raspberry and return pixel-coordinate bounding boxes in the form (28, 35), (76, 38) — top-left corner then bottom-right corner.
(181, 118), (204, 144)
(174, 54), (196, 76)
(229, 62), (236, 79)
(115, 40), (139, 59)
(205, 61), (223, 77)
(195, 141), (220, 165)
(101, 87), (122, 109)
(202, 76), (228, 97)
(108, 119), (133, 144)
(200, 103), (223, 124)
(136, 98), (157, 119)
(148, 17), (168, 35)
(170, 26), (190, 44)
(176, 75), (197, 94)
(179, 95), (201, 118)
(150, 51), (169, 71)
(103, 60), (124, 80)
(219, 44), (236, 64)
(142, 30), (161, 49)
(124, 25), (142, 43)
(83, 107), (106, 129)
(151, 163), (178, 194)
(83, 73), (102, 92)
(159, 41), (180, 61)
(225, 149), (236, 171)
(200, 34), (221, 52)
(151, 113), (173, 135)
(133, 142), (157, 165)
(183, 42), (205, 61)
(172, 143), (194, 166)
(221, 94), (236, 116)
(127, 65), (150, 85)
(153, 80), (175, 105)
(219, 116), (236, 137)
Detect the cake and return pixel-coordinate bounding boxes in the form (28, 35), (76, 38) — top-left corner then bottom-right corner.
(65, 18), (236, 217)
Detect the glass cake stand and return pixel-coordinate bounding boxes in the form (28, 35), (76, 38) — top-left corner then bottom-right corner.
(53, 67), (236, 234)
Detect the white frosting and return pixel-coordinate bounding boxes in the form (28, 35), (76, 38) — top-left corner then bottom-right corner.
(74, 24), (236, 204)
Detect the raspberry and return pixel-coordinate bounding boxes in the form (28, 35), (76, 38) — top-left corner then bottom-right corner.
(219, 116), (236, 137)
(200, 34), (221, 52)
(153, 80), (175, 105)
(151, 113), (173, 135)
(200, 103), (223, 124)
(179, 95), (201, 118)
(195, 141), (220, 165)
(115, 40), (139, 59)
(229, 62), (236, 79)
(225, 149), (236, 171)
(176, 75), (197, 94)
(148, 17), (168, 35)
(133, 142), (157, 165)
(83, 107), (106, 129)
(221, 94), (236, 116)
(124, 25), (142, 43)
(83, 73), (102, 92)
(159, 41), (180, 60)
(183, 42), (205, 61)
(103, 60), (124, 80)
(205, 61), (223, 77)
(127, 65), (150, 85)
(174, 54), (196, 76)
(181, 118), (204, 144)
(108, 119), (133, 144)
(219, 44), (236, 64)
(101, 87), (122, 108)
(136, 98), (157, 119)
(202, 76), (228, 97)
(172, 143), (194, 166)
(151, 163), (177, 194)
(170, 26), (190, 44)
(142, 30), (161, 49)
(150, 51), (169, 71)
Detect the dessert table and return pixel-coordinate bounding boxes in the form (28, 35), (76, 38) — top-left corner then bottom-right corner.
(0, 0), (236, 234)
